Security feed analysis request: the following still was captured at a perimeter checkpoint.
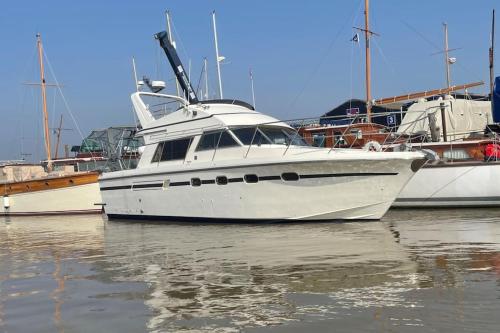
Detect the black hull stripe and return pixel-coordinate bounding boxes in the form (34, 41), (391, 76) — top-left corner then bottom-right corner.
(106, 214), (379, 223)
(300, 172), (397, 179)
(395, 196), (500, 202)
(100, 172), (397, 191)
(169, 181), (190, 187)
(132, 183), (163, 189)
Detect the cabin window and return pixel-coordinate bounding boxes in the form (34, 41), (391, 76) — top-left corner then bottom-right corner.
(281, 172), (299, 181)
(244, 174), (259, 183)
(216, 176), (228, 185)
(232, 128), (269, 146)
(196, 132), (219, 151)
(191, 178), (202, 187)
(196, 131), (239, 151)
(151, 138), (191, 163)
(218, 131), (239, 148)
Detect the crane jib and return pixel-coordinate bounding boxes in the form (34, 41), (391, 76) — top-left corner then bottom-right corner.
(154, 31), (199, 104)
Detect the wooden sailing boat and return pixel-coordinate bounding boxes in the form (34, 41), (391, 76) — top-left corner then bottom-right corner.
(1, 34), (102, 216)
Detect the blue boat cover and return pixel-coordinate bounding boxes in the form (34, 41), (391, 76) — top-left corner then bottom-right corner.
(493, 76), (500, 123)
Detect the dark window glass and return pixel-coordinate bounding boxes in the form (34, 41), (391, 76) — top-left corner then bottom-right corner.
(191, 178), (201, 187)
(232, 128), (269, 146)
(216, 176), (228, 185)
(244, 174), (259, 183)
(151, 142), (165, 163)
(218, 131), (239, 148)
(152, 138), (191, 163)
(197, 131), (239, 151)
(281, 172), (299, 181)
(196, 132), (220, 151)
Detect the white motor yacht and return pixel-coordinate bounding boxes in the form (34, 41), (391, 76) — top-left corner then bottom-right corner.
(98, 31), (425, 222)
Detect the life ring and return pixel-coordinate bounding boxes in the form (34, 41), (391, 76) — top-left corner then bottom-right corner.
(363, 141), (382, 152)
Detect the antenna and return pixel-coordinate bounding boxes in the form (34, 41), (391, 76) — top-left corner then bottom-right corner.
(166, 10), (181, 97)
(212, 10), (224, 99)
(249, 68), (256, 108)
(132, 57), (139, 91)
(204, 57), (209, 100)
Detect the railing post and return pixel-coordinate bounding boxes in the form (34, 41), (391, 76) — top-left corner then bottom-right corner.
(245, 126), (259, 158)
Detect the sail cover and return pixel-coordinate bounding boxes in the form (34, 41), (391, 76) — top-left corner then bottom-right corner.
(493, 76), (500, 123)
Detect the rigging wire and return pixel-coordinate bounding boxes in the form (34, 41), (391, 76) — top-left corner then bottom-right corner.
(349, 0), (364, 110)
(401, 20), (483, 88)
(288, 0), (364, 110)
(42, 47), (99, 169)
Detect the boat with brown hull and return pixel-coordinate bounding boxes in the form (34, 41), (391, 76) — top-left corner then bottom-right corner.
(1, 165), (101, 216)
(0, 33), (102, 216)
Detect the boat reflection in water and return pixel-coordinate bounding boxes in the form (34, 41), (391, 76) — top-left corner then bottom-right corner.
(1, 211), (500, 332)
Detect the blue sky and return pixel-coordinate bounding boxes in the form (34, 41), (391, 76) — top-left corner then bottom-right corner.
(0, 0), (498, 160)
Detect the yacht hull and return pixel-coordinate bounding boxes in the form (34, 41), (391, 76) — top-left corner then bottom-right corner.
(100, 158), (418, 221)
(393, 162), (500, 207)
(1, 173), (102, 216)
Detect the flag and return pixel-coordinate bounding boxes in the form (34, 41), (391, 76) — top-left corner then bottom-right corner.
(351, 33), (359, 43)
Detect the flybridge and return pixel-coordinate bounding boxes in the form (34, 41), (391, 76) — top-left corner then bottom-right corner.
(154, 30), (254, 110)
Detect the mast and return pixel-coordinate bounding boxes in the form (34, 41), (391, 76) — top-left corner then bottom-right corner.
(490, 9), (496, 97)
(364, 0), (372, 121)
(36, 33), (52, 170)
(54, 114), (63, 160)
(444, 23), (451, 88)
(212, 10), (224, 99)
(166, 10), (181, 97)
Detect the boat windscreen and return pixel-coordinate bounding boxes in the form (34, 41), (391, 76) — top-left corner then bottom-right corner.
(231, 127), (308, 146)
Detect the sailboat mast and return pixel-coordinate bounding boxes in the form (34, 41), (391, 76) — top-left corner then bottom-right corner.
(212, 10), (224, 99)
(490, 9), (495, 97)
(204, 57), (209, 100)
(444, 23), (451, 88)
(166, 10), (181, 98)
(36, 33), (52, 170)
(364, 0), (372, 122)
(54, 114), (63, 160)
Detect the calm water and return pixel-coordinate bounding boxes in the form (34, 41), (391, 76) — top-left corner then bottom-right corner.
(1, 209), (500, 333)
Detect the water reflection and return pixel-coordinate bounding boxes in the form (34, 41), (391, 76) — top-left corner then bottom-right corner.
(1, 209), (500, 332)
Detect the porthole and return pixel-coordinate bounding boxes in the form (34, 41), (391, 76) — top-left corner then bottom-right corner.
(191, 178), (202, 187)
(281, 172), (299, 181)
(216, 176), (228, 185)
(244, 174), (258, 183)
